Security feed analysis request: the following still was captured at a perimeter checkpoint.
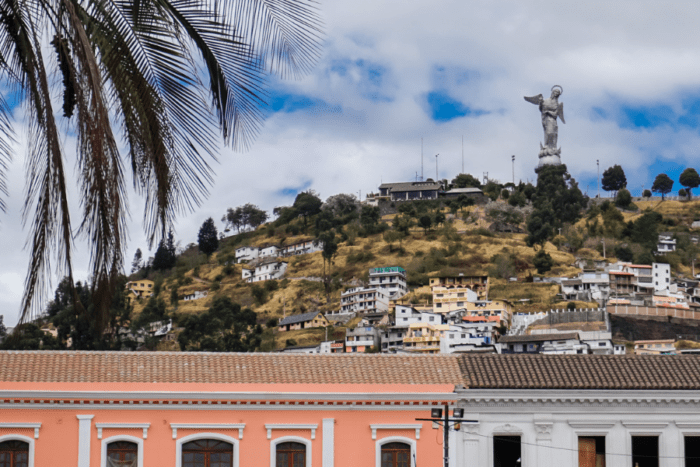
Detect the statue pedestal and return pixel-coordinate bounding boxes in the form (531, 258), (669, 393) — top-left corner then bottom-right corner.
(538, 154), (562, 168)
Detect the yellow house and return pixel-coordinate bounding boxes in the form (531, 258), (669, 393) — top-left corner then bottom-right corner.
(463, 300), (513, 326)
(634, 339), (676, 355)
(402, 322), (449, 353)
(431, 275), (489, 315)
(126, 279), (155, 298)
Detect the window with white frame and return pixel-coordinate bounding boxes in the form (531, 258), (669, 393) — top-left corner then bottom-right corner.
(270, 437), (311, 467)
(0, 440), (29, 467)
(375, 437), (415, 467)
(175, 434), (238, 467)
(101, 435), (143, 467)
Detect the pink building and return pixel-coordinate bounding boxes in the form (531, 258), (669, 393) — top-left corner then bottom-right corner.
(0, 351), (460, 467)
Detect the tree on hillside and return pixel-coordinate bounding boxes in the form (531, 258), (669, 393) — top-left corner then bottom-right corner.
(294, 191), (323, 226)
(0, 315), (6, 341)
(419, 215), (432, 233)
(324, 194), (359, 218)
(360, 205), (381, 233)
(383, 230), (403, 252)
(526, 164), (586, 246)
(7, 0), (324, 333)
(615, 188), (632, 209)
(652, 173), (674, 200)
(602, 165), (627, 195)
(533, 249), (554, 274)
(451, 173), (482, 188)
(130, 249), (143, 274)
(222, 204), (268, 233)
(152, 231), (177, 271)
(680, 168), (700, 199)
(198, 218), (219, 256)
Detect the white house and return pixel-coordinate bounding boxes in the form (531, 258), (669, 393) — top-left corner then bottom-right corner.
(368, 266), (409, 300)
(336, 287), (390, 315)
(182, 290), (208, 301)
(657, 232), (677, 253)
(241, 259), (288, 283)
(235, 245), (259, 263)
(259, 244), (280, 259)
(653, 262), (672, 292)
(281, 239), (322, 257)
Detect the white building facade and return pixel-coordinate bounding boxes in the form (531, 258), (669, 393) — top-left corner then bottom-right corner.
(241, 259), (288, 283)
(368, 266), (409, 299)
(452, 354), (700, 467)
(338, 287), (390, 315)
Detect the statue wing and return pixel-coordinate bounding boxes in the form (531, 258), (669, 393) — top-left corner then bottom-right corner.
(558, 103), (565, 124)
(524, 94), (543, 105)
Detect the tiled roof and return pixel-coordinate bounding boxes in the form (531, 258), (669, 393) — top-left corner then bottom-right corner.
(458, 354), (700, 390)
(0, 351), (463, 385)
(378, 182), (441, 192)
(278, 311), (323, 326)
(498, 332), (579, 343)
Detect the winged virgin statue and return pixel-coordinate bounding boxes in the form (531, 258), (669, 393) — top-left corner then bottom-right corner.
(524, 85), (565, 166)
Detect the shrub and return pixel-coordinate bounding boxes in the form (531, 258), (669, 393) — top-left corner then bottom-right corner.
(567, 302), (576, 311)
(266, 318), (279, 328)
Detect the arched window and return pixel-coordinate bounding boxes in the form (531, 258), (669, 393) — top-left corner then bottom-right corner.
(381, 442), (411, 467)
(0, 440), (29, 467)
(181, 439), (233, 467)
(275, 442), (306, 467)
(106, 441), (138, 467)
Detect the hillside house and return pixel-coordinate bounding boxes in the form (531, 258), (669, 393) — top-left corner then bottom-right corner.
(402, 322), (449, 353)
(634, 339), (677, 355)
(368, 266), (408, 299)
(259, 245), (280, 259)
(657, 232), (677, 253)
(241, 259), (288, 283)
(235, 245), (259, 263)
(439, 323), (498, 354)
(460, 300), (513, 326)
(277, 311), (329, 332)
(281, 239), (322, 256)
(182, 291), (208, 301)
(560, 272), (610, 303)
(441, 187), (487, 204)
(429, 274), (489, 301)
(377, 180), (441, 201)
(345, 325), (380, 352)
(125, 279), (154, 298)
(499, 332), (588, 354)
(337, 287), (390, 315)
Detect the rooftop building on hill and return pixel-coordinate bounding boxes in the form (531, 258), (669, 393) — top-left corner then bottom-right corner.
(378, 180), (441, 201)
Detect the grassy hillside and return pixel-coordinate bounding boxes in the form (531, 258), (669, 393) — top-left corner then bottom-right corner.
(128, 198), (700, 349)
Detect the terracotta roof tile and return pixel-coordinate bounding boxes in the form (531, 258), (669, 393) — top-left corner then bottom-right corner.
(458, 354), (700, 390)
(0, 351), (464, 386)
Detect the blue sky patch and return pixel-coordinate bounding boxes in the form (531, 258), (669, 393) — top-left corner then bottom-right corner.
(268, 93), (342, 115)
(424, 91), (488, 122)
(276, 180), (313, 198)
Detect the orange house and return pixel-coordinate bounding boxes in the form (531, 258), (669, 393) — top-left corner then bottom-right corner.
(0, 351), (461, 467)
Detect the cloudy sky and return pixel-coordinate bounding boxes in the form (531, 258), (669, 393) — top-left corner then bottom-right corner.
(2, 0), (700, 326)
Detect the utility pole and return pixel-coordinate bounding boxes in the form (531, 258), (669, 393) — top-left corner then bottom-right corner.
(435, 154), (439, 181)
(597, 159), (600, 198)
(511, 155), (515, 186)
(416, 405), (474, 467)
(462, 135), (464, 174)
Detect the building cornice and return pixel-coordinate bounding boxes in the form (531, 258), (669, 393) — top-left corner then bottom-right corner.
(455, 389), (700, 407)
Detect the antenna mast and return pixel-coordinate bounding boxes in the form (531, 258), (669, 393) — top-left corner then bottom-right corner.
(421, 137), (424, 181)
